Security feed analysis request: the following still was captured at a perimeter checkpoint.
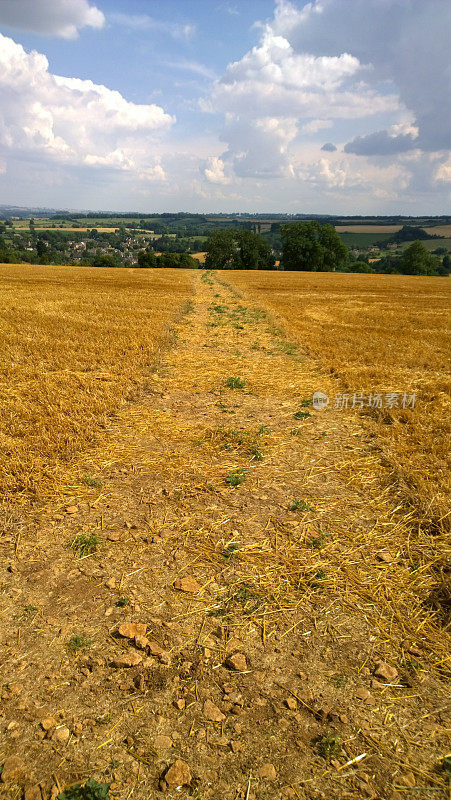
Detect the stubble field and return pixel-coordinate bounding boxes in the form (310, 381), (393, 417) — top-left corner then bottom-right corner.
(0, 265), (449, 800)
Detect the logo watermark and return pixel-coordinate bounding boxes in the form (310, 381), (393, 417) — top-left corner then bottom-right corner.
(313, 391), (416, 411)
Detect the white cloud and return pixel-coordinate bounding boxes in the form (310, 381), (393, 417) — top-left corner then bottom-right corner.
(204, 156), (229, 184)
(110, 13), (195, 41)
(0, 34), (174, 178)
(199, 0), (450, 205)
(0, 0), (104, 39)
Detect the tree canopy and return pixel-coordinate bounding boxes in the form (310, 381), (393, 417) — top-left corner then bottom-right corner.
(399, 241), (441, 275)
(280, 221), (348, 271)
(204, 229), (274, 270)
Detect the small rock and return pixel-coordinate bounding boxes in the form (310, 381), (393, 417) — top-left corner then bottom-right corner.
(41, 717), (58, 732)
(174, 576), (201, 594)
(374, 660), (398, 683)
(24, 786), (42, 800)
(160, 759), (192, 790)
(146, 640), (164, 656)
(65, 505), (78, 514)
(174, 698), (186, 710)
(376, 551), (393, 562)
(154, 735), (173, 751)
(0, 755), (26, 782)
(203, 699), (226, 723)
(225, 653), (247, 671)
(354, 688), (372, 701)
(225, 637), (244, 653)
(53, 725), (70, 743)
(371, 679), (385, 690)
(230, 740), (242, 753)
(111, 652), (143, 668)
(258, 763), (277, 780)
(134, 635), (151, 650)
(285, 697), (297, 710)
(105, 578), (116, 589)
(107, 532), (121, 541)
(118, 622), (147, 639)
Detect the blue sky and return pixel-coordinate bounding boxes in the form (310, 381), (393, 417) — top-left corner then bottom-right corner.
(0, 0), (449, 213)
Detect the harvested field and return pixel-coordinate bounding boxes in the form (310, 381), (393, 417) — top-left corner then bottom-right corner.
(334, 225), (402, 233)
(0, 268), (449, 800)
(0, 264), (192, 501)
(225, 271), (451, 536)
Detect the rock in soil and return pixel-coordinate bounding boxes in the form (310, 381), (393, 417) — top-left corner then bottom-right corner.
(0, 755), (26, 782)
(373, 660), (399, 682)
(160, 759), (192, 790)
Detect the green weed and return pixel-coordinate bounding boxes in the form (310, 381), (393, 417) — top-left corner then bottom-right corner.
(294, 409), (311, 420)
(69, 533), (100, 557)
(57, 778), (110, 799)
(226, 376), (246, 390)
(82, 474), (102, 488)
(67, 634), (90, 654)
(289, 499), (314, 512)
(316, 731), (342, 761)
(226, 469), (246, 487)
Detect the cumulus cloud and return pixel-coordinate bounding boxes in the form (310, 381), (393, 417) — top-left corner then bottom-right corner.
(204, 156), (229, 184)
(272, 0), (451, 156)
(0, 0), (104, 39)
(0, 34), (174, 178)
(321, 142), (337, 152)
(202, 24), (398, 178)
(344, 130), (418, 156)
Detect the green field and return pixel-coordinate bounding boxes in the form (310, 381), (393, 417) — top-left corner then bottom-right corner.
(338, 231), (393, 248)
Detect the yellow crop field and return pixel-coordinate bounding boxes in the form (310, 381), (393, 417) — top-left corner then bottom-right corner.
(0, 264), (192, 501)
(225, 270), (451, 535)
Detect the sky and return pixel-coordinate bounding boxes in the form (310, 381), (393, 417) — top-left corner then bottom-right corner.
(0, 0), (449, 214)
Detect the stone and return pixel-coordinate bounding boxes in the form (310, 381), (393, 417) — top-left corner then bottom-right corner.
(134, 635), (151, 650)
(203, 699), (226, 723)
(354, 688), (372, 701)
(174, 576), (201, 594)
(65, 505), (78, 514)
(373, 660), (398, 683)
(285, 697), (297, 710)
(111, 652), (143, 668)
(160, 759), (192, 790)
(146, 640), (164, 656)
(53, 725), (70, 743)
(41, 717), (58, 732)
(154, 735), (172, 751)
(258, 763), (277, 780)
(105, 578), (116, 589)
(230, 740), (242, 753)
(118, 622), (147, 639)
(225, 653), (247, 671)
(174, 699), (186, 710)
(0, 755), (26, 782)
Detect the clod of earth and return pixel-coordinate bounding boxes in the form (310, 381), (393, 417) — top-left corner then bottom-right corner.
(117, 622), (147, 638)
(373, 660), (399, 682)
(225, 652), (247, 671)
(173, 575), (201, 593)
(203, 699), (226, 722)
(160, 759), (192, 790)
(0, 755), (26, 782)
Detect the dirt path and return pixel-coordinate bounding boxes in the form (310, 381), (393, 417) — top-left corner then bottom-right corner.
(1, 271), (449, 800)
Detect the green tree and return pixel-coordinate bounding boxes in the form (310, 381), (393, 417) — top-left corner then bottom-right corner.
(204, 229), (236, 269)
(280, 221), (348, 271)
(92, 254), (118, 268)
(137, 250), (157, 268)
(233, 230), (275, 269)
(399, 241), (440, 275)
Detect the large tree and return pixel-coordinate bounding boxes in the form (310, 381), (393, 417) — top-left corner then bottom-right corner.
(205, 229), (275, 270)
(280, 221), (348, 271)
(399, 241), (440, 275)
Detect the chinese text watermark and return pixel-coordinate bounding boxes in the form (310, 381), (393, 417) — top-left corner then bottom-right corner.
(312, 391), (416, 411)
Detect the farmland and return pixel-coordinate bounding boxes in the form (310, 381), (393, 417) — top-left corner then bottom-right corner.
(0, 266), (450, 800)
(0, 264), (192, 500)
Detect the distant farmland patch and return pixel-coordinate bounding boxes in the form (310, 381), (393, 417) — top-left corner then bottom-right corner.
(338, 231), (393, 248)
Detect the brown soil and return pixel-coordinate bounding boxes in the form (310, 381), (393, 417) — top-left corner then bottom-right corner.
(0, 271), (449, 800)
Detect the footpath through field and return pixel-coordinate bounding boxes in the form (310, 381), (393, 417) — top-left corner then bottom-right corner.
(1, 271), (449, 800)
